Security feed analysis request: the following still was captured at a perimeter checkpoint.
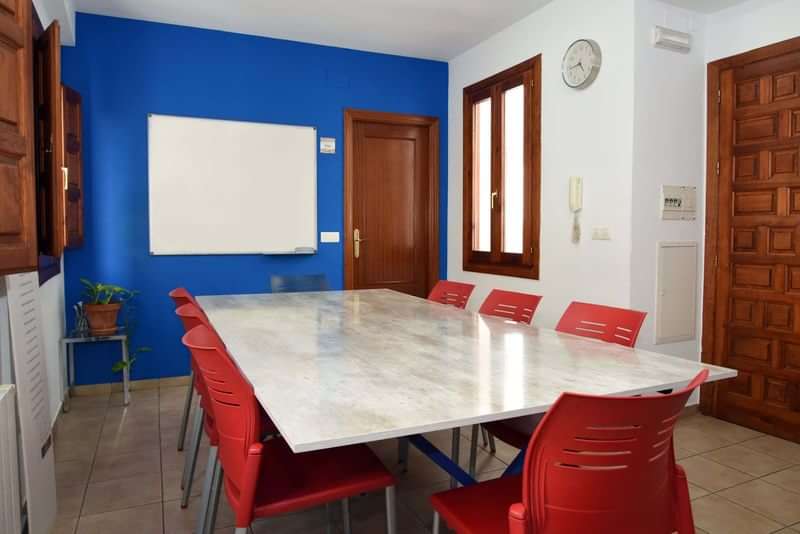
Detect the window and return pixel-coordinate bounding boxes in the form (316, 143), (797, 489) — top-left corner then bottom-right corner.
(462, 56), (541, 279)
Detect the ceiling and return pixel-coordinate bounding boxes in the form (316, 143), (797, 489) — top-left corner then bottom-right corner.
(659, 0), (753, 13)
(73, 0), (554, 61)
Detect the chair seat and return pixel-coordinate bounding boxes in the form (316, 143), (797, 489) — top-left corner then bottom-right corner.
(431, 475), (521, 534)
(241, 438), (395, 518)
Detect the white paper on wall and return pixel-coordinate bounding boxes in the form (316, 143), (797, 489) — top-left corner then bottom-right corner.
(6, 273), (56, 534)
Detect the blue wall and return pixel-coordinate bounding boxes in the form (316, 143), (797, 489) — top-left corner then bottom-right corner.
(62, 14), (448, 385)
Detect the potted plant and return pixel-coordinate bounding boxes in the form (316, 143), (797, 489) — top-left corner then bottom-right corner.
(80, 278), (137, 335)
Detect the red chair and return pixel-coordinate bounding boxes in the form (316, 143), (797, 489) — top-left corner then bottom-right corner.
(556, 301), (647, 347)
(479, 302), (649, 459)
(182, 324), (398, 534)
(478, 289), (542, 325)
(169, 287), (205, 453)
(174, 303), (220, 512)
(428, 280), (476, 309)
(431, 370), (708, 534)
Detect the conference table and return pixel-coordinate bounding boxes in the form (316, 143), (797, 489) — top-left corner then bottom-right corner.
(197, 289), (736, 486)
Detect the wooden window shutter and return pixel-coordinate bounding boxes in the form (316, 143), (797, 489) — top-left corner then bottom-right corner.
(0, 0), (38, 275)
(61, 84), (83, 248)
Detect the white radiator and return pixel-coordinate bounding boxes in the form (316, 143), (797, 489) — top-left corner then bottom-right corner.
(0, 385), (21, 534)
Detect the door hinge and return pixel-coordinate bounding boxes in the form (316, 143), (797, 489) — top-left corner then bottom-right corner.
(716, 161), (720, 176)
(717, 89), (721, 104)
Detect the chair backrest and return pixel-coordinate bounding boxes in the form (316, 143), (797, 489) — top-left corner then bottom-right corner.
(519, 369), (708, 534)
(555, 301), (646, 347)
(169, 287), (198, 308)
(270, 274), (329, 293)
(478, 289), (542, 325)
(427, 280), (475, 309)
(175, 302), (211, 333)
(182, 325), (262, 503)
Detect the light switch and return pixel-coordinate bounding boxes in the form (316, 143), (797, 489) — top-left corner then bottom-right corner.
(320, 137), (336, 154)
(592, 227), (611, 240)
(320, 231), (340, 243)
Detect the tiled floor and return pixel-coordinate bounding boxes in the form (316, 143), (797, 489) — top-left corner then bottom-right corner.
(51, 384), (800, 534)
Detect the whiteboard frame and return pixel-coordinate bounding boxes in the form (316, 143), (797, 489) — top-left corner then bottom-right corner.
(147, 113), (318, 256)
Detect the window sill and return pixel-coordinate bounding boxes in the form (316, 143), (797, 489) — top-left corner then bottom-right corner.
(463, 260), (539, 280)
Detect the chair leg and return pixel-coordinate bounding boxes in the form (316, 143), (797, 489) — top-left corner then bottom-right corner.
(674, 465), (695, 534)
(432, 511), (441, 534)
(203, 457), (224, 534)
(195, 446), (218, 534)
(181, 404), (204, 508)
(450, 428), (460, 489)
(325, 503), (333, 534)
(488, 432), (497, 454)
(385, 486), (397, 534)
(342, 498), (351, 534)
(481, 426), (489, 447)
(468, 425), (479, 478)
(233, 529), (248, 534)
(177, 372), (195, 452)
(397, 437), (409, 473)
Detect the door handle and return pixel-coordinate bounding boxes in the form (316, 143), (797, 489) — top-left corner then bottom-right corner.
(62, 167), (69, 190)
(491, 191), (498, 209)
(354, 229), (367, 259)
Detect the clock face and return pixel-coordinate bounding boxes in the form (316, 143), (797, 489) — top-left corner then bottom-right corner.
(562, 39), (601, 89)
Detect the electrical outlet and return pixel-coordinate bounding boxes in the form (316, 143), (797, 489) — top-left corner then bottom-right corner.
(592, 227), (611, 240)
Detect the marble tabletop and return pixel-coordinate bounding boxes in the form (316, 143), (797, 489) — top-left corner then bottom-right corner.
(198, 289), (736, 453)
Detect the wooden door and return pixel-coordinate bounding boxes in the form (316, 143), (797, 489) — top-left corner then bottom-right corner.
(705, 39), (800, 442)
(344, 110), (439, 297)
(62, 84), (83, 248)
(0, 0), (37, 275)
(33, 20), (63, 257)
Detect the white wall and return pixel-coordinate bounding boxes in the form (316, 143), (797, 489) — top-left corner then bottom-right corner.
(448, 0), (636, 329)
(705, 0), (800, 62)
(630, 0), (706, 360)
(32, 0), (75, 45)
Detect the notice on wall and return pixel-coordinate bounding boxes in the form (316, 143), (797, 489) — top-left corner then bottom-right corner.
(6, 272), (56, 534)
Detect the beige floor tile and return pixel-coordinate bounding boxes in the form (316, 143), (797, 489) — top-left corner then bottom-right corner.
(680, 455), (754, 492)
(719, 479), (800, 525)
(163, 466), (204, 501)
(250, 505), (332, 534)
(110, 388), (159, 406)
(346, 489), (426, 534)
(54, 433), (101, 463)
(51, 517), (78, 534)
(56, 485), (85, 519)
(741, 436), (800, 464)
(702, 444), (793, 477)
(695, 527), (710, 534)
(674, 426), (736, 455)
(96, 425), (160, 456)
(56, 460), (92, 489)
(688, 482), (709, 500)
(164, 495), (236, 534)
(82, 473), (162, 515)
(763, 466), (800, 494)
(76, 502), (162, 534)
(680, 415), (763, 443)
(89, 448), (161, 483)
(692, 494), (782, 534)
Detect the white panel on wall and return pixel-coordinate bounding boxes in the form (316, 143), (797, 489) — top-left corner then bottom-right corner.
(6, 273), (56, 534)
(655, 241), (697, 344)
(148, 114), (318, 255)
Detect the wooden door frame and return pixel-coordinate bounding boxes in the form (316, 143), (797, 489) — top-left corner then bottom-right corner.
(701, 36), (800, 414)
(343, 109), (440, 292)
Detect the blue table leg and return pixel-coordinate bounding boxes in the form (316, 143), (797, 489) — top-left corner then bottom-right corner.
(408, 434), (476, 487)
(503, 447), (526, 477)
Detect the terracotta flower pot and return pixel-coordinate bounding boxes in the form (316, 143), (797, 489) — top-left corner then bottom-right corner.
(84, 302), (122, 335)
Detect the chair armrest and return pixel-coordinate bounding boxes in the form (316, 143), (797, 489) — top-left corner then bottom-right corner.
(508, 503), (529, 534)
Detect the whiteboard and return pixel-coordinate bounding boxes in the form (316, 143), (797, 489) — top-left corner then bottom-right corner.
(148, 114), (317, 255)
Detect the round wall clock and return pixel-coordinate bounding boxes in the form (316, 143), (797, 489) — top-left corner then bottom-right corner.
(562, 39), (602, 89)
